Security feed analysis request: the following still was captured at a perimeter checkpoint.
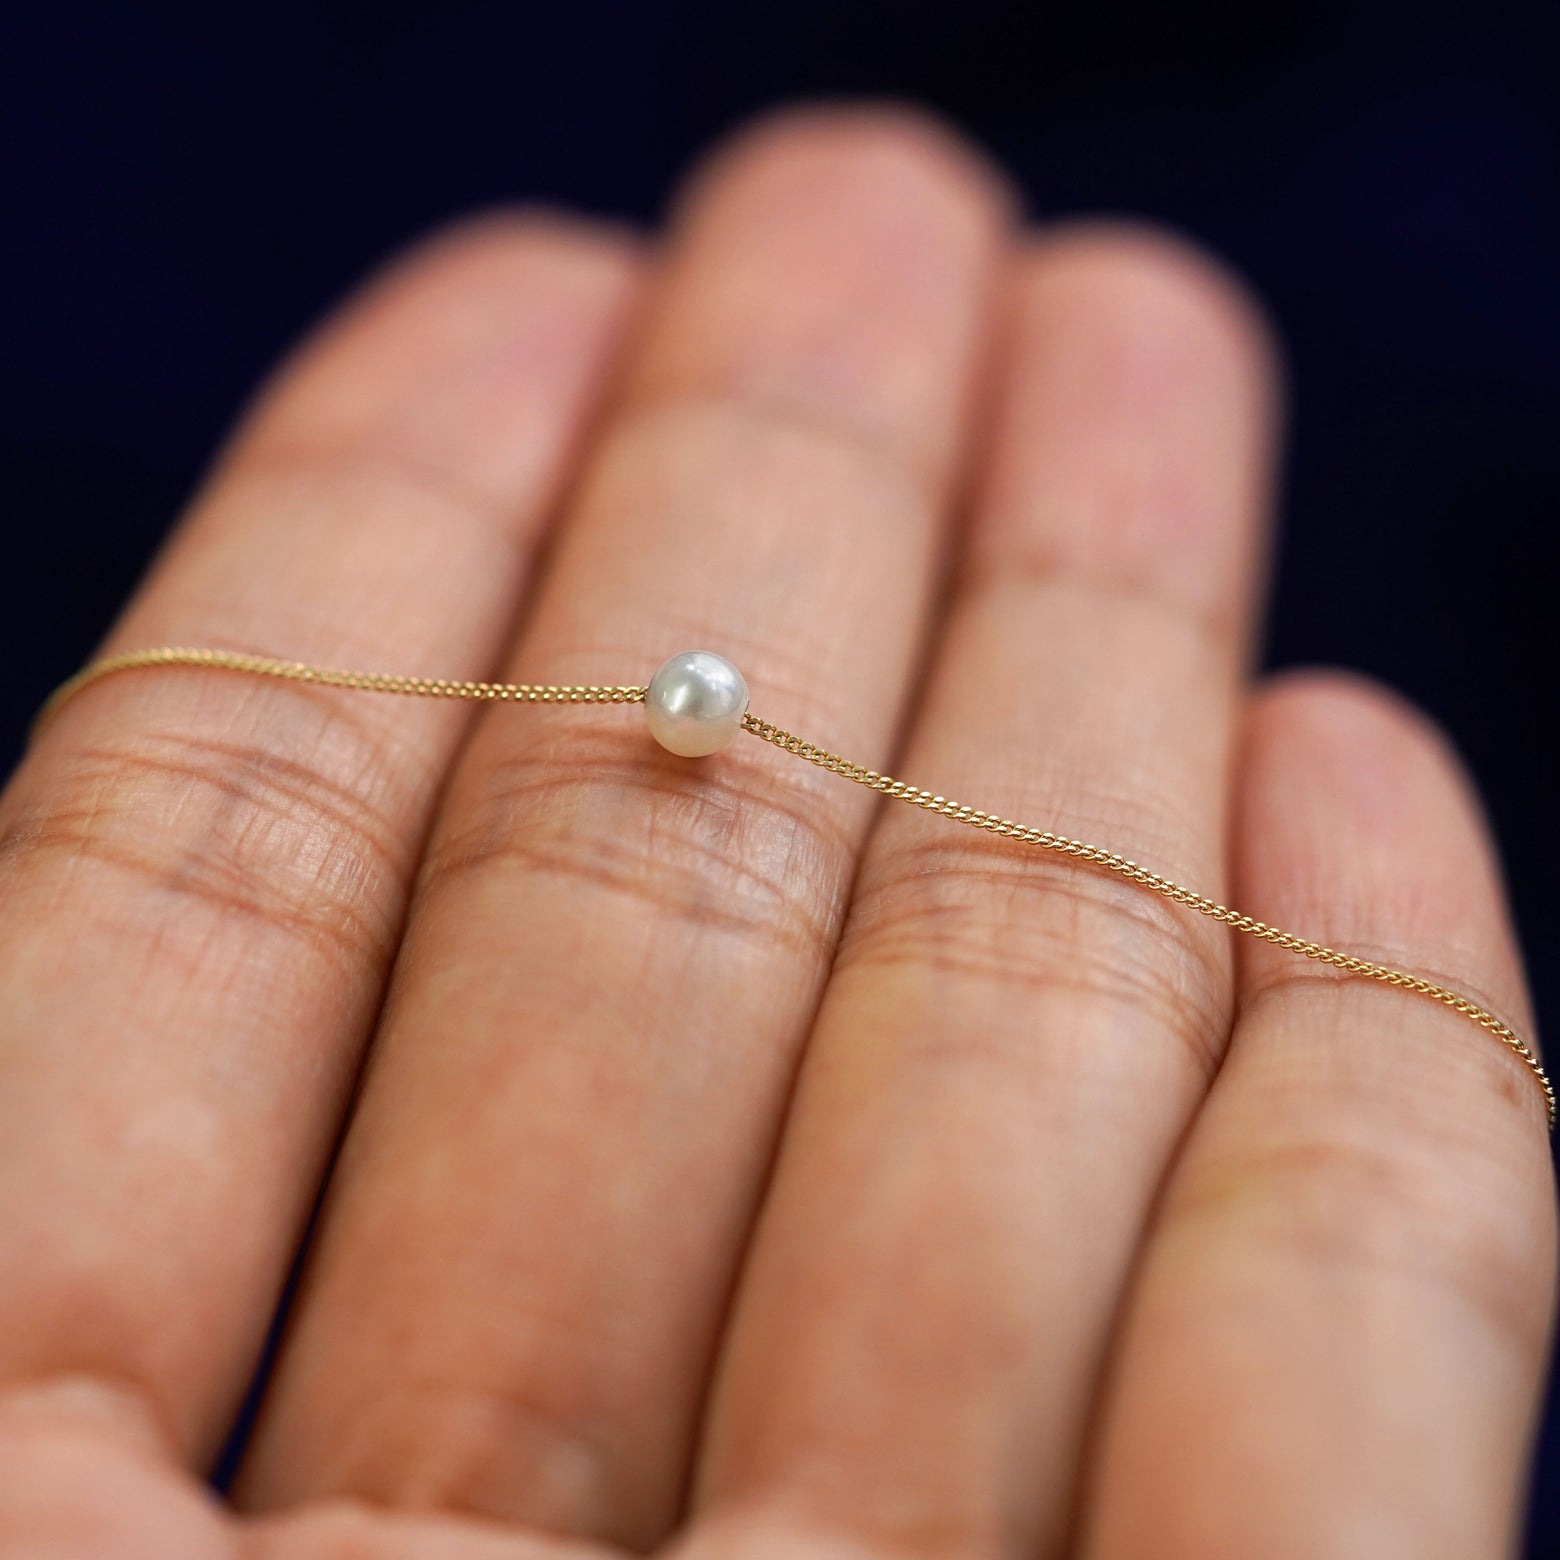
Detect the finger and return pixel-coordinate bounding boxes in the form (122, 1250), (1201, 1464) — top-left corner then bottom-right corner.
(235, 106), (1012, 1547)
(678, 228), (1279, 1559)
(1078, 674), (1556, 1560)
(0, 218), (639, 1471)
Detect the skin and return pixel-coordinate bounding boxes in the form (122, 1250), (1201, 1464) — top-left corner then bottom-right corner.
(0, 104), (1552, 1559)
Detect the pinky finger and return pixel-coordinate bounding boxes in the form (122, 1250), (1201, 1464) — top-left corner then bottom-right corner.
(1079, 672), (1556, 1560)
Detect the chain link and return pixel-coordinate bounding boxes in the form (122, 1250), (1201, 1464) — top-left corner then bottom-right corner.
(36, 648), (1554, 1129)
(741, 712), (1555, 1130)
(35, 647), (648, 728)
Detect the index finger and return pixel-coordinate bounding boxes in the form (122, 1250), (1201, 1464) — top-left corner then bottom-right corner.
(0, 217), (639, 1469)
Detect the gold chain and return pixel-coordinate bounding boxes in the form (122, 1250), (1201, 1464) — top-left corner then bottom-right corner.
(35, 647), (1554, 1130)
(35, 647), (648, 720)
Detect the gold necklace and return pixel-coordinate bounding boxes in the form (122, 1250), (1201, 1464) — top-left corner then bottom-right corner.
(38, 643), (1554, 1130)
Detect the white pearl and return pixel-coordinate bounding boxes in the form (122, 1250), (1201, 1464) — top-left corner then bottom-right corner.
(645, 650), (748, 758)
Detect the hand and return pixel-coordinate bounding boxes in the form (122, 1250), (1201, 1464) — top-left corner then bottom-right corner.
(1, 106), (1551, 1560)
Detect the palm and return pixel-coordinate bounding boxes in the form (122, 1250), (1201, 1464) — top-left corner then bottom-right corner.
(1, 107), (1551, 1560)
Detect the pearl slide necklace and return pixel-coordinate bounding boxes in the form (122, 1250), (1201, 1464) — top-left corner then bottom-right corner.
(38, 644), (1555, 1129)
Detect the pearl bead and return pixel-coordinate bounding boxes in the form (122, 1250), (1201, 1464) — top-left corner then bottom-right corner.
(645, 650), (748, 758)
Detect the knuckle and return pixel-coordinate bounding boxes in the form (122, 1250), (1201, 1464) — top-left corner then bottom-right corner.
(1173, 1120), (1554, 1356)
(216, 436), (508, 546)
(0, 713), (417, 975)
(609, 347), (938, 508)
(0, 1372), (177, 1462)
(681, 1501), (1008, 1560)
(212, 425), (545, 588)
(838, 830), (1232, 1080)
(253, 1500), (388, 1560)
(305, 1378), (628, 1540)
(420, 734), (854, 965)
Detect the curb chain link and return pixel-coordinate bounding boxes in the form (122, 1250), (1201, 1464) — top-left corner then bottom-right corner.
(37, 648), (1554, 1130)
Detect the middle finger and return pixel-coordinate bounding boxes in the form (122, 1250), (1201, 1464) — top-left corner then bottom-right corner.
(236, 107), (1010, 1548)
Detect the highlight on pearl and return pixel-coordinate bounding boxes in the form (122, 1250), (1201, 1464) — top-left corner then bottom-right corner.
(644, 650), (749, 757)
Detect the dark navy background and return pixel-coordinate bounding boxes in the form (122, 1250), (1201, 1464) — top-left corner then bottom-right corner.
(4, 0), (1558, 1544)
